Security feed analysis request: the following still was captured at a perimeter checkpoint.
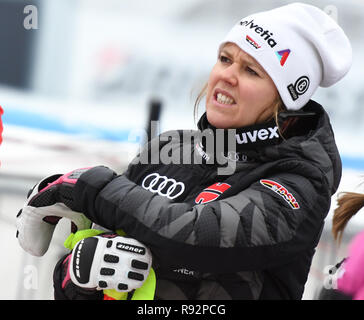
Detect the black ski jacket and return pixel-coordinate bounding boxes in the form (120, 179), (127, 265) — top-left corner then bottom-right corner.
(55, 100), (342, 299)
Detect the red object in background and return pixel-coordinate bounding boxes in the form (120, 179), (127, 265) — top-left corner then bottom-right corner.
(0, 105), (3, 145)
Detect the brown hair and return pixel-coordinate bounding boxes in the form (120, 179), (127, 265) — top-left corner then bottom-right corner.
(193, 83), (208, 124)
(332, 192), (364, 244)
(193, 82), (285, 130)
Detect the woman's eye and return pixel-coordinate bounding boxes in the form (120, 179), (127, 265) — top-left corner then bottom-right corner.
(246, 67), (258, 76)
(219, 55), (230, 63)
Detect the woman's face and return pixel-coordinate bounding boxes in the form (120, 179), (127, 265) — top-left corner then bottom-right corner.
(206, 42), (279, 129)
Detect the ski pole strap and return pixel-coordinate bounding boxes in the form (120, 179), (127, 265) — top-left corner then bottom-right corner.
(63, 229), (156, 300)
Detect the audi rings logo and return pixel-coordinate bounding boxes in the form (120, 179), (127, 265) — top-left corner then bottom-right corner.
(142, 173), (185, 200)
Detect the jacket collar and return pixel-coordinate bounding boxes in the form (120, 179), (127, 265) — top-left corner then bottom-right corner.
(196, 112), (282, 163)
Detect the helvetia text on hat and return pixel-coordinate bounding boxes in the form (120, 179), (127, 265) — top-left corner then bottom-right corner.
(240, 19), (277, 48)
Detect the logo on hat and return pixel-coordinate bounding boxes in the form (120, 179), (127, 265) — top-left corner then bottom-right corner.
(246, 35), (261, 49)
(287, 76), (310, 101)
(276, 49), (291, 66)
(240, 19), (277, 48)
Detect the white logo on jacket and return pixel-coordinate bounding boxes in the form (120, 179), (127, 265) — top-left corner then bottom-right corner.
(142, 173), (185, 200)
(235, 126), (279, 144)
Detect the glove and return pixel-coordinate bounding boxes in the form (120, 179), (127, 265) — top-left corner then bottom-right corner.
(58, 232), (152, 298)
(16, 170), (93, 257)
(69, 233), (152, 293)
(22, 167), (92, 210)
(54, 253), (103, 300)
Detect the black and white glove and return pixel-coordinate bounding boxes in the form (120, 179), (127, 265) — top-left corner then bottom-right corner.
(16, 171), (93, 256)
(68, 233), (152, 292)
(16, 166), (116, 256)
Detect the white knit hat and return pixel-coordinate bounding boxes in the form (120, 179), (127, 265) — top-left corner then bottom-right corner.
(219, 2), (352, 110)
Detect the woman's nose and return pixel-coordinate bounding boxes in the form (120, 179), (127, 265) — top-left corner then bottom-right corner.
(220, 64), (238, 87)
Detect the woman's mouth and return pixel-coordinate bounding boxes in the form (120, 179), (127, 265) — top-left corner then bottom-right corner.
(214, 90), (236, 106)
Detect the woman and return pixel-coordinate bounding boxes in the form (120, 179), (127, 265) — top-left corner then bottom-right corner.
(16, 3), (352, 299)
(319, 192), (364, 300)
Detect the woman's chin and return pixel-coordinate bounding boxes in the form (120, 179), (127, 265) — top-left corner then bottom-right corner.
(206, 111), (232, 129)
(206, 100), (240, 129)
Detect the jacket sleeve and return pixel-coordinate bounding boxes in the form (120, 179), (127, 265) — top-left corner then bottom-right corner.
(73, 165), (329, 274)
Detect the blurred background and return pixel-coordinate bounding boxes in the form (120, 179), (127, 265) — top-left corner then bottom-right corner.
(0, 0), (363, 299)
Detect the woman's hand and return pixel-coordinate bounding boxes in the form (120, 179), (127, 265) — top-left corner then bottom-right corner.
(66, 233), (153, 293)
(16, 170), (93, 256)
(16, 166), (117, 256)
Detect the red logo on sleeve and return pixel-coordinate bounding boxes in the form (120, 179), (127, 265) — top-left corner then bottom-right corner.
(260, 179), (300, 209)
(195, 182), (231, 204)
